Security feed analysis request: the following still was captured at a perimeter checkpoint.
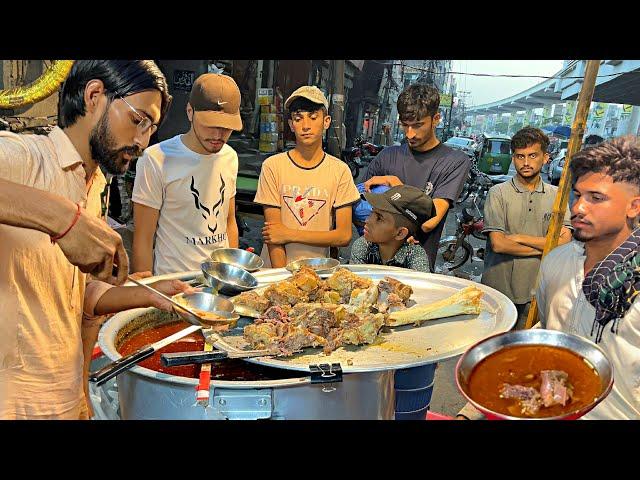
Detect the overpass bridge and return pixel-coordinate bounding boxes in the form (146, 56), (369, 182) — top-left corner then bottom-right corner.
(466, 60), (640, 136)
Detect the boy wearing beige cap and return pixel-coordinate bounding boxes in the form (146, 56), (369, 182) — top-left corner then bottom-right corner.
(132, 73), (242, 275)
(255, 85), (360, 267)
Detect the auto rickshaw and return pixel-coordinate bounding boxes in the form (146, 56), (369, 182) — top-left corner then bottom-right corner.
(476, 135), (512, 175)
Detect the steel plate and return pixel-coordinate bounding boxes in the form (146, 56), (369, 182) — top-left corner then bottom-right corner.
(215, 266), (517, 373)
(121, 266), (517, 374)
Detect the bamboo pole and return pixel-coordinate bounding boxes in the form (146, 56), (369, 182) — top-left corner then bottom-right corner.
(525, 60), (601, 329)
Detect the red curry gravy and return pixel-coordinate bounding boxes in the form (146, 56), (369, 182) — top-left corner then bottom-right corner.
(467, 345), (602, 418)
(118, 321), (304, 381)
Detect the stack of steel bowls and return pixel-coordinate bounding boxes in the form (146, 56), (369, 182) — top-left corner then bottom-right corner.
(201, 248), (262, 296)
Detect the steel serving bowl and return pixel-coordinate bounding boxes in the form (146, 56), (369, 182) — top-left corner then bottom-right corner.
(285, 257), (340, 274)
(201, 261), (258, 296)
(172, 289), (240, 328)
(455, 329), (614, 420)
(210, 248), (264, 272)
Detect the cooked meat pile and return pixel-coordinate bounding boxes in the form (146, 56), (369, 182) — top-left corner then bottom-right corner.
(231, 291), (271, 314)
(233, 266), (484, 357)
(239, 267), (411, 356)
(499, 369), (574, 416)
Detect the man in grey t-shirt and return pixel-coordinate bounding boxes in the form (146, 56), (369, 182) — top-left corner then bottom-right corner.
(363, 84), (470, 271)
(481, 127), (572, 329)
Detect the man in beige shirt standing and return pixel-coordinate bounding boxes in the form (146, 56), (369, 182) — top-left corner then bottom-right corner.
(254, 86), (360, 267)
(0, 60), (194, 419)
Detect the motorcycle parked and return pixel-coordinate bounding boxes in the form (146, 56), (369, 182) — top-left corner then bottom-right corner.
(340, 135), (385, 179)
(457, 167), (493, 212)
(457, 158), (480, 204)
(438, 195), (486, 271)
(354, 135), (384, 161)
(341, 148), (361, 178)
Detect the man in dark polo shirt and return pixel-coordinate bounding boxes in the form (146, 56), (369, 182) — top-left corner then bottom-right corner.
(481, 126), (572, 329)
(362, 84), (470, 271)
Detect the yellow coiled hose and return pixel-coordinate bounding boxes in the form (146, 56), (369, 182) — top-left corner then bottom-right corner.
(0, 60), (74, 109)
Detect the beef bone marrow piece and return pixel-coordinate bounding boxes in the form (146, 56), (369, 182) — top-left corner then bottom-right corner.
(386, 286), (483, 327)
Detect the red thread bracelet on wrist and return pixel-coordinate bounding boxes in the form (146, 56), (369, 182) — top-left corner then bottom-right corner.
(51, 203), (82, 244)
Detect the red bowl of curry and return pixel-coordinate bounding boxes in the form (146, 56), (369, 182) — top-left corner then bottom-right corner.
(456, 329), (614, 420)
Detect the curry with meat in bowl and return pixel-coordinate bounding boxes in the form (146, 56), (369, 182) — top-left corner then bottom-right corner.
(456, 329), (613, 420)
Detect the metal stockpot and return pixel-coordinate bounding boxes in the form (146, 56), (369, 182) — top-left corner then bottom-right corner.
(98, 308), (395, 420)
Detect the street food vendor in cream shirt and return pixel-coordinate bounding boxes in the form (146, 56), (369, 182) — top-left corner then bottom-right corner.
(0, 61), (194, 419)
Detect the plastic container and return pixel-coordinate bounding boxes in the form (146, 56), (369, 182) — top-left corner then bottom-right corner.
(353, 183), (390, 236)
(394, 363), (437, 420)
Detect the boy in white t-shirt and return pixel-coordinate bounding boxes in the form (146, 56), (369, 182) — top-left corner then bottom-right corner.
(254, 86), (360, 267)
(132, 74), (242, 275)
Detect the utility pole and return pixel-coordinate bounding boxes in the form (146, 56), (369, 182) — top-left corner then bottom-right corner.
(376, 64), (392, 145)
(328, 59), (345, 158)
(395, 61), (406, 140)
(250, 60), (264, 137)
(445, 82), (456, 140)
(445, 103), (453, 140)
(458, 90), (470, 133)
